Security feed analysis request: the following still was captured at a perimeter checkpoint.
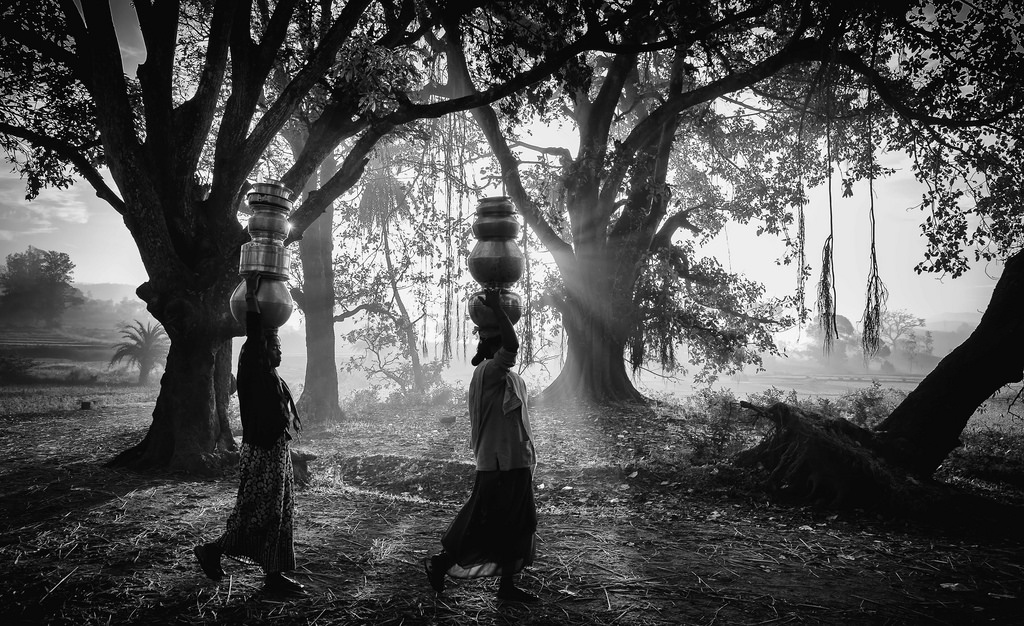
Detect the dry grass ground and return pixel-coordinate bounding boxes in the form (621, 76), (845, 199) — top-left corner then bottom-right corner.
(1, 385), (1022, 625)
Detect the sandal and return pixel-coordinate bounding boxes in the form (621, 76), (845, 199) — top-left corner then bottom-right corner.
(497, 585), (539, 603)
(264, 572), (306, 596)
(423, 556), (445, 593)
(193, 544), (224, 581)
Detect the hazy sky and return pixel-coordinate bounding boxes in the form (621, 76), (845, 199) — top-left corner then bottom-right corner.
(0, 3), (1000, 328)
(704, 163), (1001, 325)
(0, 156), (999, 327)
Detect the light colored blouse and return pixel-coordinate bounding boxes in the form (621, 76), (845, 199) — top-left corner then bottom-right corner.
(467, 347), (535, 471)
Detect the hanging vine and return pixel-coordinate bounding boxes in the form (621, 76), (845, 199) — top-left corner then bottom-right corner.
(860, 33), (888, 363)
(816, 90), (839, 354)
(792, 67), (827, 332)
(520, 201), (534, 365)
(861, 174), (888, 361)
(441, 114), (455, 364)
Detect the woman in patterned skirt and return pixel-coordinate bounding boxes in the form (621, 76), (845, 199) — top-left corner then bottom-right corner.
(424, 288), (539, 603)
(194, 273), (304, 596)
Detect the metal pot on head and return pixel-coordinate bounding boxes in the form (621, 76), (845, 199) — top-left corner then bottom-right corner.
(230, 181), (295, 328)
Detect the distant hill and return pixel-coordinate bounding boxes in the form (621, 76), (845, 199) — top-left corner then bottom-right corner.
(74, 283), (142, 303)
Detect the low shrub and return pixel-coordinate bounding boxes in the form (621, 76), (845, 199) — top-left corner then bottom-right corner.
(839, 381), (906, 428)
(742, 382), (906, 429)
(342, 386), (383, 416)
(680, 387), (767, 465)
(940, 426), (1024, 488)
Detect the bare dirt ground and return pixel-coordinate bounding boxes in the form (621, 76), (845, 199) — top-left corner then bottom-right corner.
(1, 393), (1023, 625)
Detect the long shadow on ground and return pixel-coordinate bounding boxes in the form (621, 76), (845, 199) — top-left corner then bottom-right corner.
(1, 401), (1023, 624)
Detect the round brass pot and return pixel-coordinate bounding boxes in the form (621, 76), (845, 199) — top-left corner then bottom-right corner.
(468, 240), (524, 287)
(229, 276), (294, 328)
(472, 196), (520, 240)
(467, 290), (522, 329)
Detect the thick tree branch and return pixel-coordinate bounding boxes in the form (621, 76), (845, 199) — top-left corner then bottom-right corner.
(334, 302), (393, 323)
(75, 2), (141, 162)
(288, 9), (602, 245)
(510, 140), (574, 164)
(0, 124), (125, 214)
(266, 7), (418, 212)
(583, 52), (637, 155)
(134, 1), (179, 165)
(650, 203), (709, 251)
(606, 37), (821, 202)
(831, 48), (1024, 128)
(239, 0), (372, 174)
(172, 3), (236, 177)
(284, 125), (383, 241)
(440, 28), (575, 268)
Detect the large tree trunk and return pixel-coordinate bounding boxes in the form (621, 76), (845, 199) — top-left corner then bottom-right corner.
(538, 263), (645, 405)
(873, 248), (1024, 476)
(294, 179), (344, 428)
(108, 254), (242, 474)
(108, 326), (236, 474)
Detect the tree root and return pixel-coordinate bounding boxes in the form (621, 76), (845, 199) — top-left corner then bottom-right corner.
(734, 402), (909, 510)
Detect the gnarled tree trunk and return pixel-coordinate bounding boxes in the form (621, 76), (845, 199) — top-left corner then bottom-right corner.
(107, 231), (243, 474)
(539, 259), (645, 404)
(873, 249), (1024, 476)
(108, 312), (237, 474)
(736, 249), (1024, 508)
(735, 402), (903, 509)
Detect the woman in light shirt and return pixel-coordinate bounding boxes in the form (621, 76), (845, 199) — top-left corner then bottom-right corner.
(424, 288), (538, 603)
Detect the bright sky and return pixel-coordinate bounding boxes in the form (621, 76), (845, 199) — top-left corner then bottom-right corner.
(704, 164), (1000, 327)
(0, 171), (149, 286)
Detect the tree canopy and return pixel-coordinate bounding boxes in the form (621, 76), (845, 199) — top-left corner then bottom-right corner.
(436, 0), (1024, 401)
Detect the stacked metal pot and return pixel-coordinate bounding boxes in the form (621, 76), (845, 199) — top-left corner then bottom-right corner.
(467, 196), (523, 334)
(229, 181), (295, 328)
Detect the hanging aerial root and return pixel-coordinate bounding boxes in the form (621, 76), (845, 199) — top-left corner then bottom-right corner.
(816, 236), (837, 354)
(735, 402), (905, 509)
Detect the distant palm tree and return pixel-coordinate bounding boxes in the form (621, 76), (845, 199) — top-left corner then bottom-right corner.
(110, 320), (169, 385)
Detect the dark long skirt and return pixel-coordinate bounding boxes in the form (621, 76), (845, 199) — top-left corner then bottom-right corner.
(442, 468), (536, 578)
(216, 434), (295, 573)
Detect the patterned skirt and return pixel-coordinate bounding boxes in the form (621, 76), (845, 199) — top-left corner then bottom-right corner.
(442, 468), (536, 578)
(217, 434), (295, 573)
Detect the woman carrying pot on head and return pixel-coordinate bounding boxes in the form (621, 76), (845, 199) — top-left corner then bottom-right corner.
(194, 273), (304, 596)
(424, 288), (539, 603)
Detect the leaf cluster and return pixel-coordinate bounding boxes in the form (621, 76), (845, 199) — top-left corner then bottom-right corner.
(0, 1), (104, 198)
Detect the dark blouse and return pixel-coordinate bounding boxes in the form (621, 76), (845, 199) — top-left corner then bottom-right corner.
(237, 311), (296, 449)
